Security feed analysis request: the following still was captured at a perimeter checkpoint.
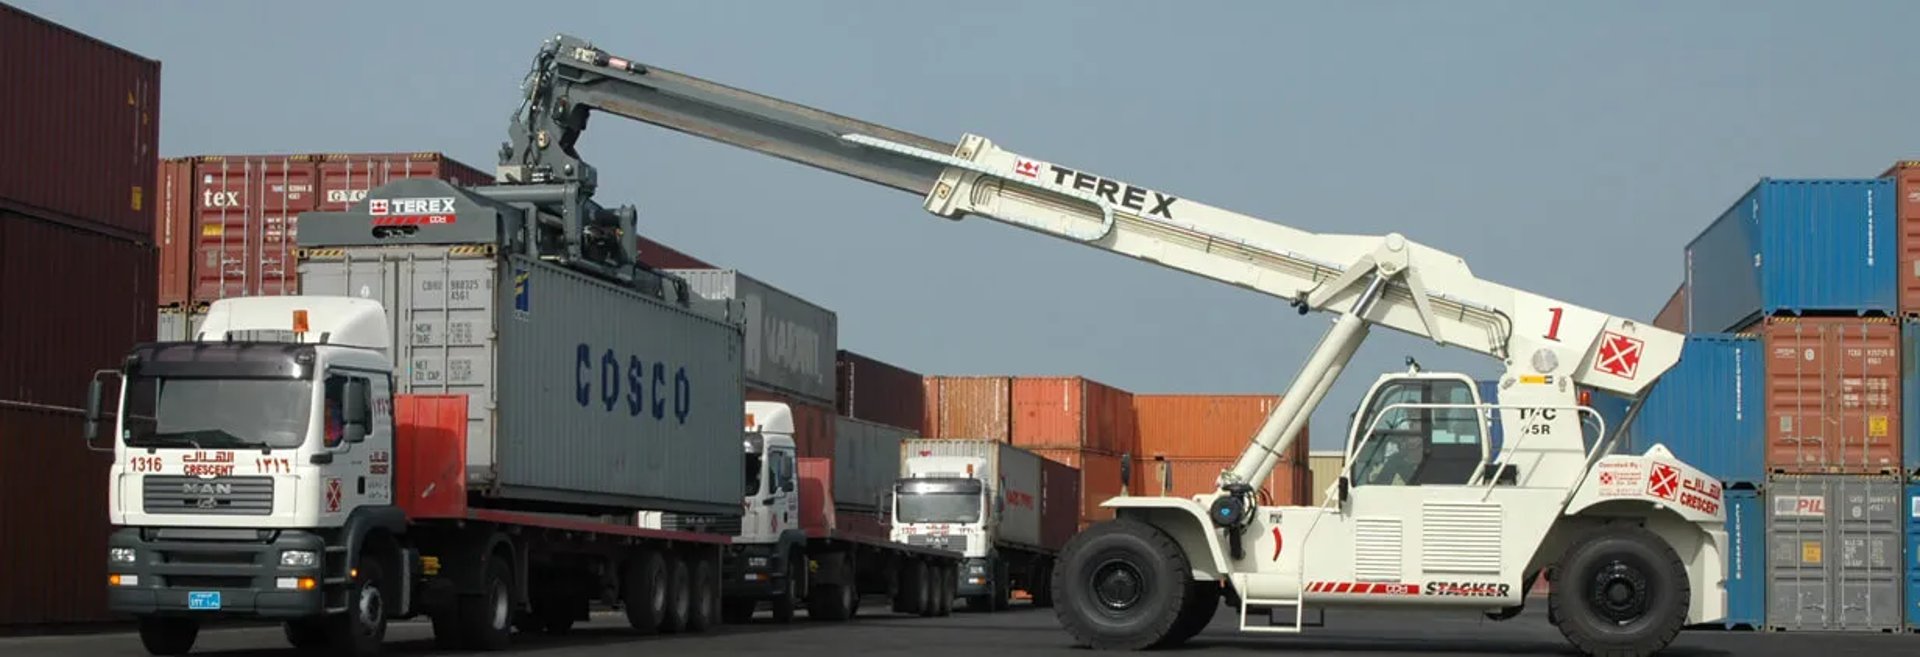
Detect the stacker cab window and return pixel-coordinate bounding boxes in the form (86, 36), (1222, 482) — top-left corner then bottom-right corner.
(1349, 378), (1486, 487)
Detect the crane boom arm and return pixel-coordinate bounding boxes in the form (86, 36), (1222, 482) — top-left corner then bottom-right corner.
(498, 33), (1680, 407)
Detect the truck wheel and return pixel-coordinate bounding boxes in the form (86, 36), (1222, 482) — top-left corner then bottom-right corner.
(1165, 581), (1222, 646)
(771, 549), (802, 623)
(661, 554), (692, 633)
(137, 617), (199, 656)
(992, 560), (1012, 611)
(458, 554), (515, 651)
(686, 555), (718, 632)
(893, 559), (923, 615)
(935, 565), (954, 616)
(1549, 525), (1689, 657)
(283, 618), (330, 650)
(807, 554), (857, 622)
(1051, 519), (1195, 651)
(622, 549), (667, 634)
(1031, 561), (1055, 608)
(329, 557), (390, 656)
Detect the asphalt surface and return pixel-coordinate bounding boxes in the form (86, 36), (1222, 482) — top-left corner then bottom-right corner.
(0, 600), (1913, 657)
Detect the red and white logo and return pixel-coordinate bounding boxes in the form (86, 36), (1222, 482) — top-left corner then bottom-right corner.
(367, 199), (390, 215)
(1647, 463), (1679, 500)
(1013, 159), (1041, 178)
(325, 477), (344, 512)
(1595, 332), (1645, 380)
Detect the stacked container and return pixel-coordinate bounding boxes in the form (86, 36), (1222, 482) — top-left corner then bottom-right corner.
(0, 3), (160, 627)
(1132, 394), (1309, 507)
(836, 349), (925, 434)
(1623, 334), (1766, 488)
(666, 268), (840, 457)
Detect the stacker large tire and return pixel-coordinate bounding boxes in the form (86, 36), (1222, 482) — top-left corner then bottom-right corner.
(622, 549), (668, 635)
(1165, 580), (1222, 646)
(328, 557), (390, 656)
(661, 553), (693, 634)
(1549, 525), (1690, 657)
(457, 554), (514, 651)
(137, 617), (199, 656)
(687, 555), (719, 632)
(1051, 518), (1196, 651)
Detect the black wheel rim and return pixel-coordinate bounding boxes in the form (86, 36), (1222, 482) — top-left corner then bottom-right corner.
(1089, 558), (1147, 612)
(1586, 559), (1652, 624)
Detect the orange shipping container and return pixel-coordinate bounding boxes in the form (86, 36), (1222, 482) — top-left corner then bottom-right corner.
(923, 375), (1012, 442)
(155, 158), (195, 306)
(1881, 161), (1920, 315)
(1133, 394), (1305, 463)
(1031, 448), (1133, 526)
(1758, 316), (1905, 475)
(1139, 457), (1311, 507)
(1011, 376), (1136, 454)
(747, 387), (837, 459)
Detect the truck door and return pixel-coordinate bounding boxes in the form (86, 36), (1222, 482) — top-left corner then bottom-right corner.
(320, 368), (395, 517)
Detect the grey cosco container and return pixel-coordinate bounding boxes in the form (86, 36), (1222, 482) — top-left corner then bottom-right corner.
(1765, 474), (1904, 632)
(300, 246), (748, 516)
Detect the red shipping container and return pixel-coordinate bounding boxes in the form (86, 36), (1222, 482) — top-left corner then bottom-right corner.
(313, 152), (492, 212)
(0, 3), (159, 243)
(1134, 394), (1305, 463)
(923, 375), (1012, 442)
(1653, 283), (1686, 333)
(1011, 376), (1136, 454)
(1038, 456), (1083, 549)
(155, 158), (196, 306)
(0, 405), (116, 626)
(0, 212), (157, 409)
(836, 349), (925, 434)
(1881, 161), (1920, 315)
(1758, 316), (1905, 475)
(1140, 457), (1311, 507)
(637, 234), (716, 270)
(1031, 448), (1132, 526)
(747, 387), (836, 458)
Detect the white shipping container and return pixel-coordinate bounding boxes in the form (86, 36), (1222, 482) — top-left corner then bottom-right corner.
(665, 269), (837, 406)
(155, 307), (207, 342)
(898, 438), (1044, 550)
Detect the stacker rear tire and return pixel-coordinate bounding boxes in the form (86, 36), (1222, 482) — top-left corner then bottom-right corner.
(1549, 525), (1690, 657)
(622, 549), (667, 635)
(1051, 518), (1195, 651)
(137, 617), (199, 656)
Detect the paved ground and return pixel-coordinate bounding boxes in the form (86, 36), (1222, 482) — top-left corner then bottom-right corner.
(1, 600), (1913, 657)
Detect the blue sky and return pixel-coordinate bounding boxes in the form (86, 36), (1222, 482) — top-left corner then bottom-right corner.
(23, 0), (1920, 451)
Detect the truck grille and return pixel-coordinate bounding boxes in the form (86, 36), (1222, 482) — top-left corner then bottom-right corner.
(655, 513), (742, 535)
(143, 476), (274, 515)
(906, 534), (968, 553)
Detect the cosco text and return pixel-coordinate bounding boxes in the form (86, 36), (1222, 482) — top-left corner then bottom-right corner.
(576, 344), (694, 424)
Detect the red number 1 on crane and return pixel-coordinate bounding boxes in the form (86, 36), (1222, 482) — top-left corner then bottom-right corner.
(1544, 307), (1564, 342)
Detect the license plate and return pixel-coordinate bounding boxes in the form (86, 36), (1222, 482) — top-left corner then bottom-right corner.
(187, 592), (222, 610)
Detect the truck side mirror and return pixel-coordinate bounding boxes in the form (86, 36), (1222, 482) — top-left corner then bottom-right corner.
(83, 370), (117, 452)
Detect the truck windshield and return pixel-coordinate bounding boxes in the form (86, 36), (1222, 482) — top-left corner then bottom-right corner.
(120, 377), (315, 450)
(896, 491), (981, 524)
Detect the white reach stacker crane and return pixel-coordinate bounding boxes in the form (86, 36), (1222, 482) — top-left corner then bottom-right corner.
(496, 34), (1729, 656)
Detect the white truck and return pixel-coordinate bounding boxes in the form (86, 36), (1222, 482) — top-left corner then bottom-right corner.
(485, 34), (1730, 657)
(892, 439), (1079, 611)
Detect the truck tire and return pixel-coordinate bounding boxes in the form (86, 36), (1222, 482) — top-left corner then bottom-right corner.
(661, 553), (692, 633)
(1050, 519), (1195, 651)
(893, 559), (924, 615)
(992, 559), (1012, 611)
(457, 554), (515, 651)
(918, 560), (940, 617)
(934, 565), (954, 616)
(1031, 561), (1055, 608)
(1549, 525), (1690, 657)
(1165, 581), (1222, 646)
(807, 553), (856, 622)
(137, 617), (198, 656)
(622, 549), (667, 634)
(686, 555), (718, 632)
(328, 557), (390, 656)
(283, 618), (329, 651)
(771, 548), (802, 623)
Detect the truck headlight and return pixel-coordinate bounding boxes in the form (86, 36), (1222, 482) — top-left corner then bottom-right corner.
(109, 548), (136, 564)
(280, 550), (318, 568)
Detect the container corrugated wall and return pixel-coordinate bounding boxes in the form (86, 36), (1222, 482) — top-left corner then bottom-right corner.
(156, 158), (195, 306)
(1765, 475), (1904, 632)
(0, 405), (116, 626)
(1038, 457), (1081, 551)
(0, 213), (158, 409)
(1904, 482), (1918, 631)
(1140, 457), (1309, 507)
(835, 349), (924, 433)
(1133, 394), (1289, 460)
(1653, 283), (1687, 332)
(300, 248), (746, 515)
(1724, 488), (1764, 630)
(1882, 161), (1920, 316)
(312, 152), (493, 212)
(1031, 448), (1132, 528)
(1903, 320), (1920, 478)
(1759, 317), (1905, 476)
(1627, 334), (1765, 487)
(1686, 178), (1897, 333)
(833, 416), (909, 512)
(155, 306), (207, 342)
(664, 269), (837, 406)
(1011, 376), (1135, 454)
(1307, 452), (1343, 506)
(0, 3), (159, 243)
(924, 376), (1012, 442)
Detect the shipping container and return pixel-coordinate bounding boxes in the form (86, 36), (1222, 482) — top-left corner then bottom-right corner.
(1307, 451), (1343, 506)
(835, 349), (925, 433)
(1139, 456), (1311, 507)
(898, 439), (1052, 550)
(1685, 178), (1897, 333)
(1030, 448), (1133, 527)
(665, 269), (838, 406)
(1765, 475), (1904, 632)
(156, 158), (194, 306)
(1905, 482), (1918, 631)
(636, 234), (715, 270)
(1878, 161), (1920, 316)
(0, 212), (157, 410)
(299, 246), (747, 515)
(833, 415), (910, 512)
(1758, 317), (1905, 476)
(1038, 457), (1082, 551)
(169, 152), (491, 305)
(1903, 320), (1920, 478)
(1724, 488), (1764, 630)
(0, 3), (158, 243)
(154, 306), (207, 342)
(1132, 394), (1299, 461)
(1011, 376), (1135, 454)
(923, 375), (1013, 442)
(1624, 334), (1765, 487)
(0, 405), (116, 626)
(748, 388), (836, 459)
(1653, 283), (1686, 333)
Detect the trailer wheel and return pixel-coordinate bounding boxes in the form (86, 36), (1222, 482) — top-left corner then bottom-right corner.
(458, 554), (514, 651)
(893, 559), (924, 615)
(622, 549), (667, 634)
(992, 559), (1012, 611)
(1165, 581), (1222, 646)
(328, 557), (390, 656)
(935, 565), (955, 616)
(807, 554), (857, 622)
(771, 548), (802, 623)
(1550, 525), (1689, 657)
(661, 553), (693, 633)
(686, 554), (719, 632)
(1031, 561), (1056, 608)
(137, 617), (198, 656)
(1051, 519), (1195, 651)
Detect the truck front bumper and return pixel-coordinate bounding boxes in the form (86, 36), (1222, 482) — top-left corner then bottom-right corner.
(721, 544), (784, 599)
(956, 557), (992, 597)
(105, 527), (332, 619)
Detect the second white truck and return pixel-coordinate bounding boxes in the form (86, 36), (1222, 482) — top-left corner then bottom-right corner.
(893, 439), (1080, 611)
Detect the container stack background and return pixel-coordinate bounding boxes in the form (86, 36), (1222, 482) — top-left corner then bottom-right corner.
(1635, 171), (1920, 632)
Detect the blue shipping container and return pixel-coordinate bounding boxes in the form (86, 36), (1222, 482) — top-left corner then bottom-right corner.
(1902, 321), (1920, 479)
(1725, 488), (1765, 630)
(1906, 482), (1918, 631)
(1475, 379), (1627, 456)
(1684, 178), (1896, 333)
(1624, 334), (1766, 487)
